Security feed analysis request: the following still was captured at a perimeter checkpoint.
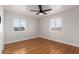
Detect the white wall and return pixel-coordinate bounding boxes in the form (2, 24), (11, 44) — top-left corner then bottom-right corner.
(4, 11), (39, 44)
(40, 8), (79, 47)
(4, 7), (79, 47)
(0, 6), (4, 53)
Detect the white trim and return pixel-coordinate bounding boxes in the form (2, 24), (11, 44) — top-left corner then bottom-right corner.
(40, 35), (79, 47)
(50, 17), (62, 32)
(5, 35), (39, 44)
(13, 18), (26, 32)
(5, 35), (79, 47)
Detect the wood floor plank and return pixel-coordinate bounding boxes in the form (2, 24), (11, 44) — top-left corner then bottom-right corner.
(3, 37), (79, 54)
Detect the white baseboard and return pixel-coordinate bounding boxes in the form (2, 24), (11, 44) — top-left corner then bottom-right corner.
(5, 35), (39, 44)
(40, 35), (79, 47)
(5, 35), (79, 48)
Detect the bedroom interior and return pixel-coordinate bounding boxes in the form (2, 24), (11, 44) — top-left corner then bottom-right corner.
(0, 5), (79, 54)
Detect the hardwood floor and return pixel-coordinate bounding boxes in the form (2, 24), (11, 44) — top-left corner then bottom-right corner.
(3, 37), (79, 54)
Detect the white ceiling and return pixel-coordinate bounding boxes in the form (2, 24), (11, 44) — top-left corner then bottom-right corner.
(4, 5), (78, 17)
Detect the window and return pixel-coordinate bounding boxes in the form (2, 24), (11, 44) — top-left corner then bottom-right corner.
(13, 18), (26, 31)
(50, 18), (62, 32)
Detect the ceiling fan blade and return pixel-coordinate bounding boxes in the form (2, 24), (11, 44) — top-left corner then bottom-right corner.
(43, 9), (52, 12)
(43, 12), (47, 15)
(36, 12), (40, 15)
(30, 10), (39, 12)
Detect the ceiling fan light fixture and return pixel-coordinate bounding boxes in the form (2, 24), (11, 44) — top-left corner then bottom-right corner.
(39, 13), (43, 15)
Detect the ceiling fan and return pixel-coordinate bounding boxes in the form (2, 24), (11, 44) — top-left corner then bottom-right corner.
(30, 5), (52, 15)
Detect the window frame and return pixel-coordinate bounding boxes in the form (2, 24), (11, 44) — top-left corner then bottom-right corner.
(13, 18), (26, 32)
(50, 18), (62, 32)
